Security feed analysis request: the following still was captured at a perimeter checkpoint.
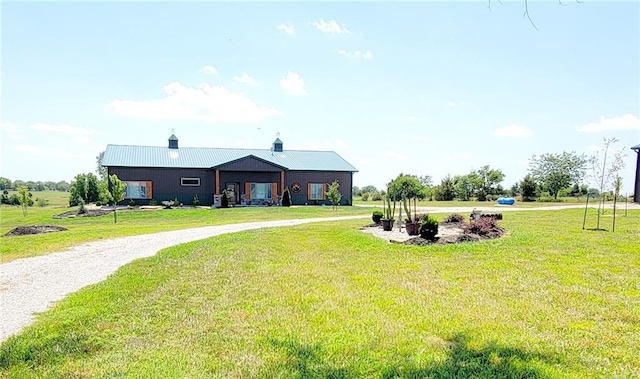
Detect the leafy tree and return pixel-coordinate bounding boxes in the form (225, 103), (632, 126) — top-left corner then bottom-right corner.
(361, 185), (377, 194)
(85, 173), (100, 203)
(326, 180), (342, 210)
(18, 186), (30, 217)
(529, 151), (587, 199)
(70, 173), (87, 206)
(55, 181), (70, 192)
(96, 151), (107, 181)
(0, 177), (11, 190)
(473, 165), (505, 201)
(1, 190), (9, 204)
(388, 174), (426, 222)
(509, 182), (521, 197)
(520, 174), (537, 201)
(109, 174), (126, 223)
(351, 186), (360, 197)
(435, 175), (455, 201)
(453, 175), (474, 201)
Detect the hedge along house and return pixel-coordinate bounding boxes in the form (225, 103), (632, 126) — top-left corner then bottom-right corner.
(101, 134), (358, 206)
(633, 143), (640, 203)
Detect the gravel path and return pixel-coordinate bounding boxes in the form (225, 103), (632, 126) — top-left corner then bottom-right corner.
(0, 216), (366, 342)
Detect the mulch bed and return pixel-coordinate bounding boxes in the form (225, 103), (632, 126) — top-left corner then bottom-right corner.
(53, 209), (113, 219)
(4, 225), (68, 237)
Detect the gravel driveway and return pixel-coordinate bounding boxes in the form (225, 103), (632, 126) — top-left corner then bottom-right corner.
(0, 216), (366, 342)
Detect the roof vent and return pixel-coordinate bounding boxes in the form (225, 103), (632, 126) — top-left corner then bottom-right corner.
(168, 133), (178, 149)
(272, 137), (283, 153)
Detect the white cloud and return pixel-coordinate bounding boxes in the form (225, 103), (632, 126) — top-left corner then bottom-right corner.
(234, 73), (261, 86)
(13, 144), (47, 154)
(111, 82), (283, 123)
(407, 116), (418, 122)
(277, 23), (295, 35)
(337, 50), (373, 60)
(579, 114), (640, 133)
(492, 124), (533, 138)
(448, 101), (465, 108)
(31, 123), (99, 136)
(310, 18), (351, 34)
(200, 65), (218, 75)
(279, 72), (306, 96)
(382, 150), (405, 160)
(0, 121), (23, 140)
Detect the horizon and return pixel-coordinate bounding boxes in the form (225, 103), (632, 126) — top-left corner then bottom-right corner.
(1, 1), (638, 193)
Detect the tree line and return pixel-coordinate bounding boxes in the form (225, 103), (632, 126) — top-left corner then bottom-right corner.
(0, 178), (71, 192)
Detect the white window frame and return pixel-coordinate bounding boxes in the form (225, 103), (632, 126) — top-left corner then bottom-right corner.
(250, 183), (272, 200)
(181, 177), (200, 187)
(309, 183), (324, 200)
(124, 181), (148, 199)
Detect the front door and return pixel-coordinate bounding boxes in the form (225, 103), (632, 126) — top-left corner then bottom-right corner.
(226, 182), (240, 204)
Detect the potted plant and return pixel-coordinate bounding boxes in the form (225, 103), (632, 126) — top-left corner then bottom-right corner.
(381, 192), (396, 231)
(372, 210), (384, 224)
(388, 174), (427, 235)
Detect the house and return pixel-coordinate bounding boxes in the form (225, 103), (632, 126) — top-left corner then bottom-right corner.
(101, 134), (358, 206)
(633, 143), (640, 203)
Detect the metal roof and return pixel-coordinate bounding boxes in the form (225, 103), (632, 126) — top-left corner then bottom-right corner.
(632, 143), (640, 151)
(102, 145), (358, 172)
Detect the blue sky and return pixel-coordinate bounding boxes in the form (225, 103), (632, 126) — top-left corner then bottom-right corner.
(1, 1), (639, 193)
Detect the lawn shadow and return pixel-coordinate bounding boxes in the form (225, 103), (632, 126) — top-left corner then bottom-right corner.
(263, 333), (557, 378)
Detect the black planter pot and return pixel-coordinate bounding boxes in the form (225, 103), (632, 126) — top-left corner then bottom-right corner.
(381, 219), (395, 231)
(405, 222), (419, 236)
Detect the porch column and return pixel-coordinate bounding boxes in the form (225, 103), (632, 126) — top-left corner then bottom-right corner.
(280, 170), (285, 194)
(215, 169), (220, 195)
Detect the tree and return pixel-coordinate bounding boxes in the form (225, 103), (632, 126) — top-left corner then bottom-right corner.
(85, 173), (100, 203)
(18, 186), (31, 216)
(453, 174), (474, 201)
(388, 174), (426, 221)
(326, 180), (342, 210)
(361, 185), (377, 195)
(529, 151), (587, 199)
(520, 174), (537, 201)
(474, 165), (505, 201)
(69, 173), (87, 206)
(109, 174), (126, 223)
(589, 137), (626, 230)
(435, 175), (455, 201)
(0, 177), (13, 190)
(351, 186), (360, 197)
(96, 151), (107, 181)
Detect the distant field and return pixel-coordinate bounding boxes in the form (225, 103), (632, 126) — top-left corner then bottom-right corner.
(1, 209), (638, 378)
(3, 190), (70, 208)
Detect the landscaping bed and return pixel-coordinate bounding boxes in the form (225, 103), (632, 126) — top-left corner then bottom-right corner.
(4, 225), (68, 237)
(52, 209), (113, 219)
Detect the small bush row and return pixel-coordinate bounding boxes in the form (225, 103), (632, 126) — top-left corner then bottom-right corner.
(443, 213), (465, 223)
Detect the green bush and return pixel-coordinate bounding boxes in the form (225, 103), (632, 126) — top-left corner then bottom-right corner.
(371, 191), (383, 201)
(36, 198), (49, 207)
(372, 210), (383, 224)
(221, 190), (229, 208)
(193, 194), (200, 206)
(419, 216), (439, 241)
(149, 199), (157, 206)
(8, 194), (20, 205)
(361, 192), (370, 201)
(129, 199), (136, 207)
(77, 198), (87, 214)
(282, 188), (291, 207)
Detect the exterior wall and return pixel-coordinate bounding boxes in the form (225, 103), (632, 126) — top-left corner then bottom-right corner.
(634, 151), (640, 203)
(219, 171), (281, 205)
(108, 167), (215, 205)
(286, 171), (353, 206)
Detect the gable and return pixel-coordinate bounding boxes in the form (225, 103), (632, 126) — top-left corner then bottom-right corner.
(214, 155), (285, 172)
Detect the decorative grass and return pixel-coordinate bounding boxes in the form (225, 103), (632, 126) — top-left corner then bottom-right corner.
(1, 209), (638, 378)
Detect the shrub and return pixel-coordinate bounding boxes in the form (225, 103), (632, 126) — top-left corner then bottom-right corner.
(464, 217), (504, 237)
(193, 194), (200, 206)
(371, 191), (382, 201)
(221, 190), (229, 208)
(443, 213), (465, 223)
(129, 199), (136, 207)
(372, 210), (383, 224)
(149, 199), (157, 206)
(162, 200), (175, 209)
(8, 194), (20, 205)
(282, 188), (291, 207)
(419, 215), (439, 241)
(361, 192), (370, 202)
(36, 197), (49, 207)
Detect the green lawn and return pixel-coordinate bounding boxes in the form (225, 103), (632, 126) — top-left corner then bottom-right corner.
(353, 197), (588, 208)
(0, 204), (372, 262)
(1, 209), (638, 378)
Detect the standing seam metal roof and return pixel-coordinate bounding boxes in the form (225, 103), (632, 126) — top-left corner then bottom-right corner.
(102, 145), (358, 172)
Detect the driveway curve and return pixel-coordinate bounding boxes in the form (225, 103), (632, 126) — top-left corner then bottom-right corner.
(0, 216), (366, 342)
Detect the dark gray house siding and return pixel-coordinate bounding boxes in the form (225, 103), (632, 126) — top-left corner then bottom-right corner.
(108, 167), (215, 205)
(286, 171), (353, 206)
(216, 156), (284, 172)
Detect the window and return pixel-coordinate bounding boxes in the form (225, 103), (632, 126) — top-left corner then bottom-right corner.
(250, 183), (272, 200)
(124, 181), (151, 199)
(181, 177), (200, 186)
(309, 183), (325, 200)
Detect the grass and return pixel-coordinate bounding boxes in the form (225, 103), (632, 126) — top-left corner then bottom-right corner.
(0, 203), (372, 262)
(1, 209), (638, 378)
(353, 197), (588, 208)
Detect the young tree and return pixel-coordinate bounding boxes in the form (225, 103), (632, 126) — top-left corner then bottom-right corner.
(589, 137), (626, 230)
(85, 173), (100, 203)
(109, 174), (126, 223)
(435, 175), (456, 201)
(529, 151), (587, 199)
(18, 186), (30, 217)
(453, 174), (474, 201)
(69, 173), (87, 206)
(326, 180), (342, 210)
